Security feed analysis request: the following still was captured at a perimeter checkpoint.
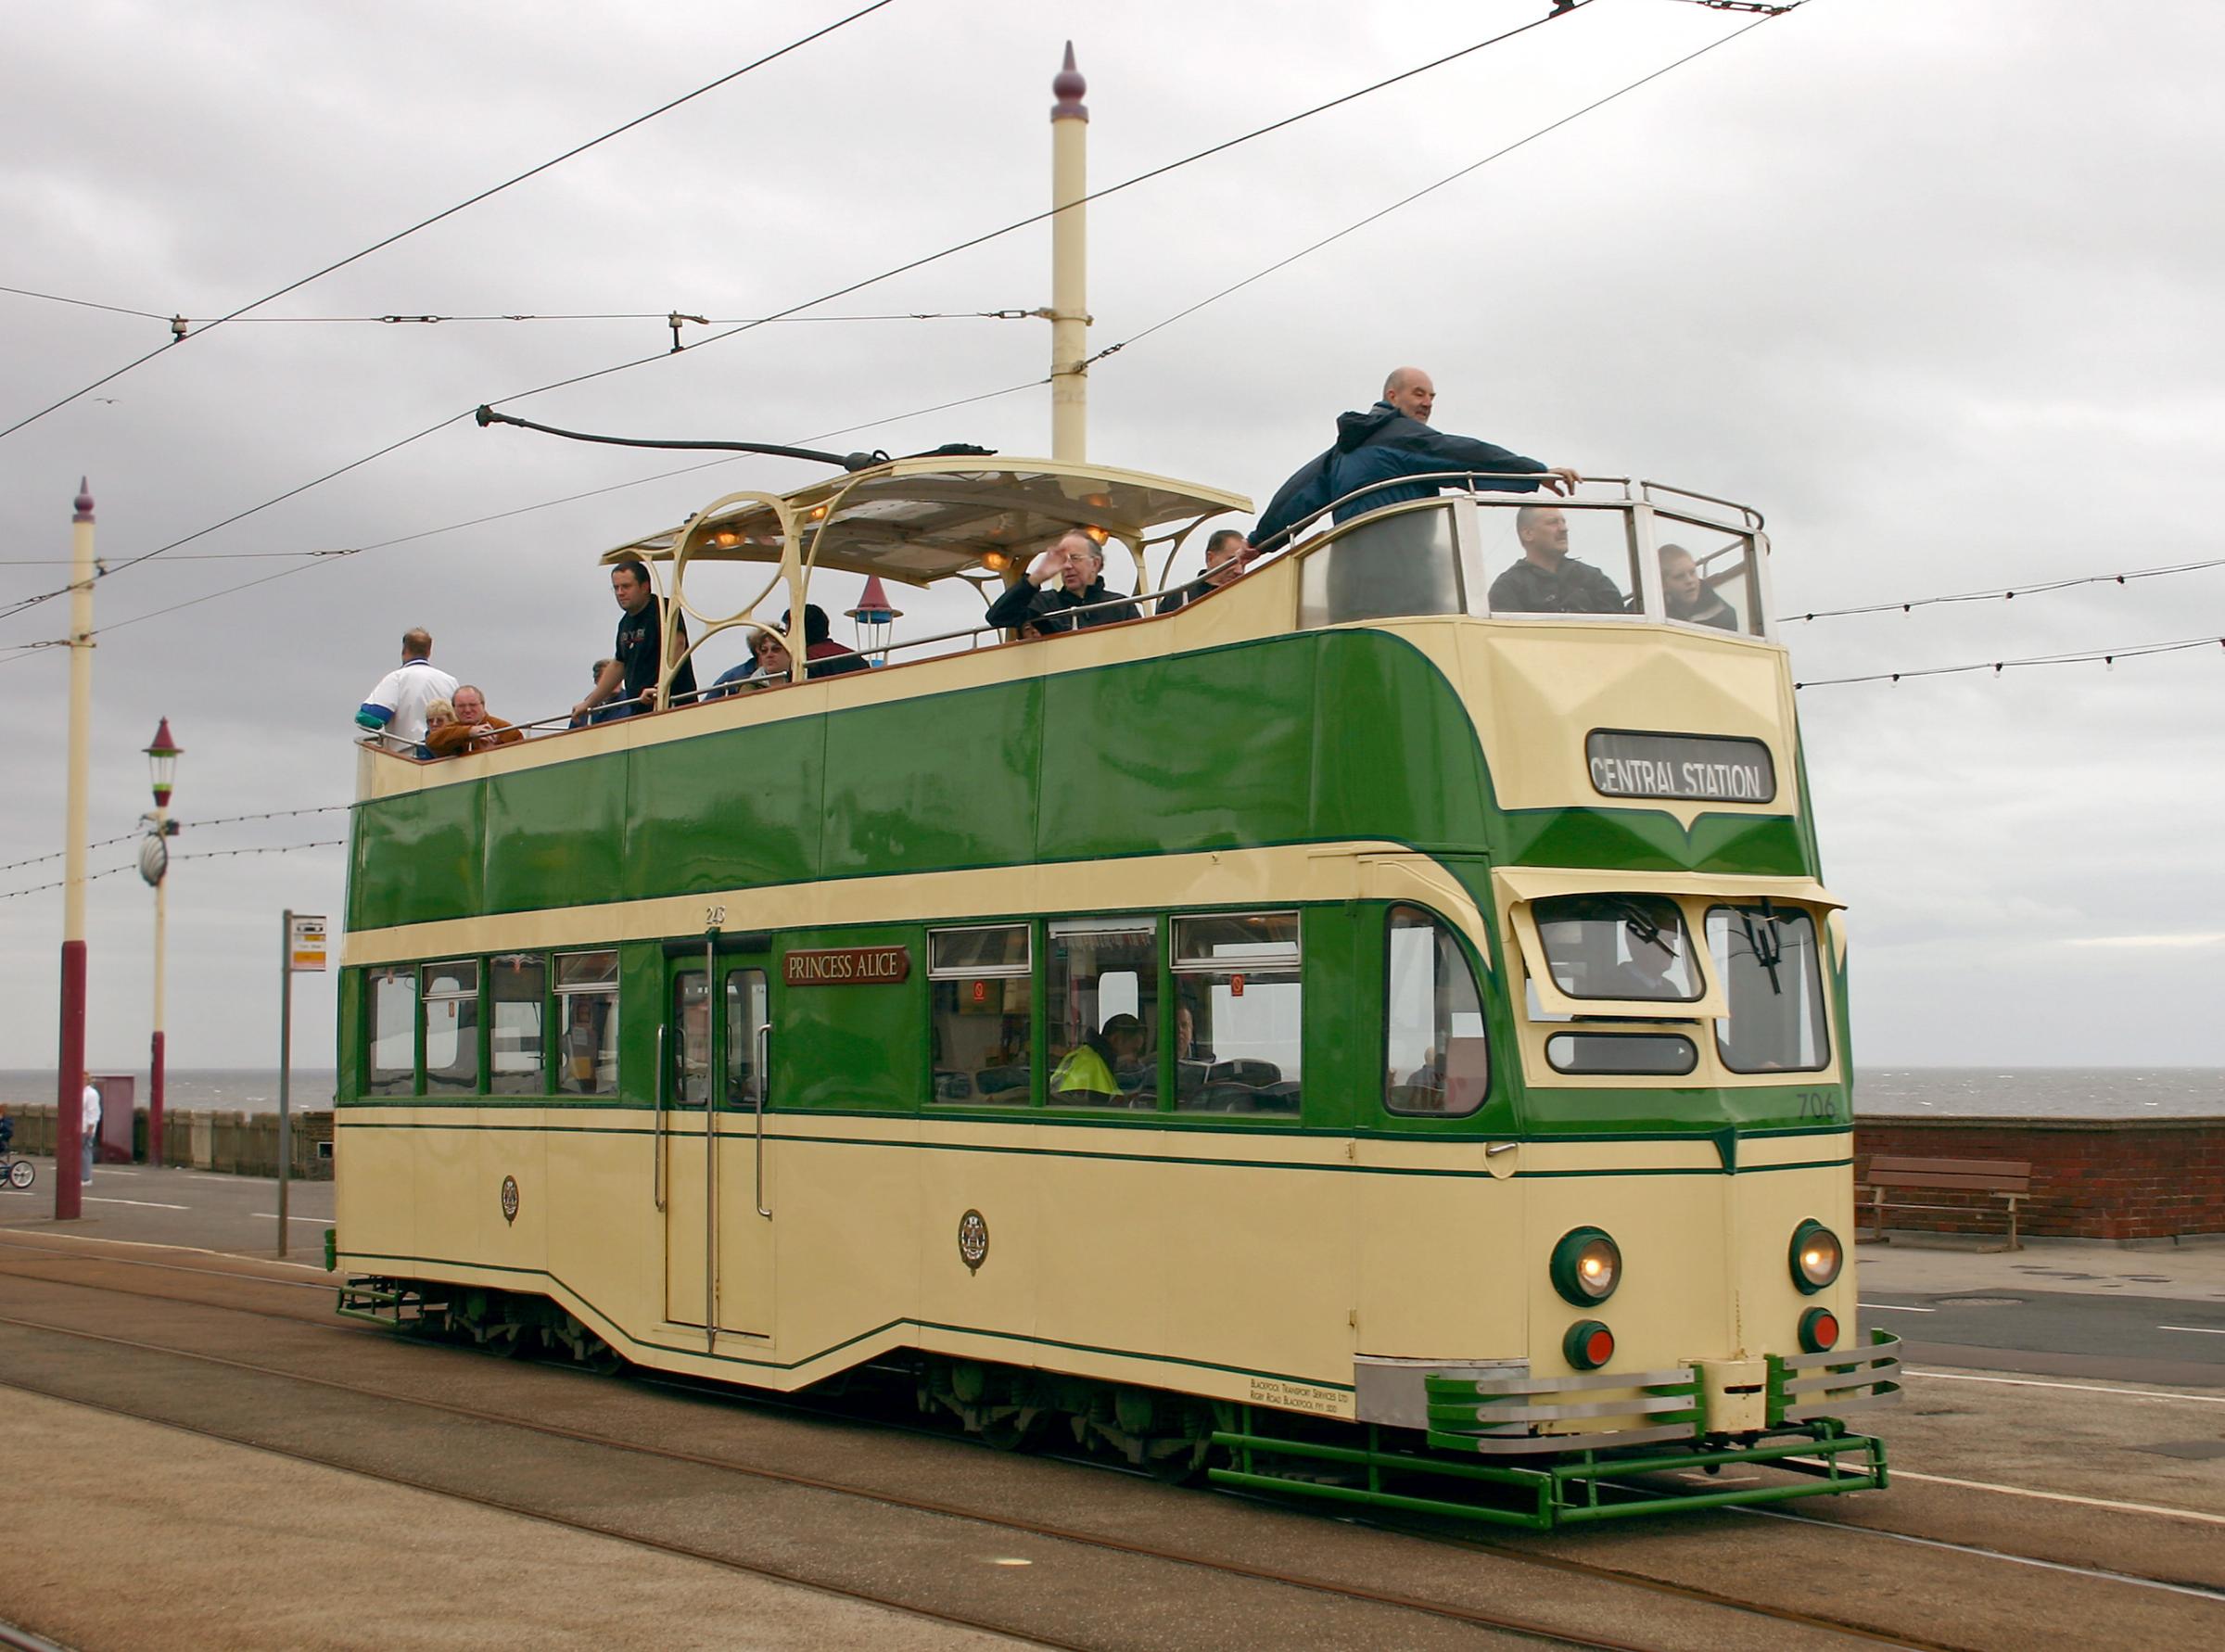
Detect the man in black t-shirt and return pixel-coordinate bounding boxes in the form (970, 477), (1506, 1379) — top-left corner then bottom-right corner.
(573, 558), (697, 721)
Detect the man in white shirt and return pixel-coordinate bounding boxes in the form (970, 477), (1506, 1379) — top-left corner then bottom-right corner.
(355, 628), (459, 751)
(81, 1081), (101, 1184)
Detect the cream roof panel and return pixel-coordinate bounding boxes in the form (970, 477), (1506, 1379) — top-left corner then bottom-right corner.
(599, 457), (1251, 588)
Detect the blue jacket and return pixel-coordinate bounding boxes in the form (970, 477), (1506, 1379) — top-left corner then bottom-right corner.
(1251, 402), (1547, 550)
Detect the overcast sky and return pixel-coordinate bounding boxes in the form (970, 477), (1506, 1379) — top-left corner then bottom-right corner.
(3, 0), (2220, 1081)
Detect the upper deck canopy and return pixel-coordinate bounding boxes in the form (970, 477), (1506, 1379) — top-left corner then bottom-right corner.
(598, 456), (1252, 589)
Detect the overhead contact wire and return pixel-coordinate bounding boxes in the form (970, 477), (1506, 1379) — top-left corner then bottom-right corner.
(0, 0), (904, 444)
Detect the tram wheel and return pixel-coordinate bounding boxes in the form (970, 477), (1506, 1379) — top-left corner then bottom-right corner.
(6, 1159), (34, 1189)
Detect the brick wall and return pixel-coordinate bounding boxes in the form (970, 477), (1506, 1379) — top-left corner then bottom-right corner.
(1854, 1116), (2225, 1242)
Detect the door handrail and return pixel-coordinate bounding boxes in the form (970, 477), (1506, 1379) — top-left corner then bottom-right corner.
(653, 1024), (668, 1211)
(754, 1021), (772, 1218)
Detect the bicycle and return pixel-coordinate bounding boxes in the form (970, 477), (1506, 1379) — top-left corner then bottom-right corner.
(0, 1124), (33, 1189)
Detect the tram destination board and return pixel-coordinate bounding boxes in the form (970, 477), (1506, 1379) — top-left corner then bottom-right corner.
(784, 945), (911, 986)
(1585, 729), (1776, 804)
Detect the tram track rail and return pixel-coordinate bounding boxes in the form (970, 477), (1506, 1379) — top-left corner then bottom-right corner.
(3, 1241), (2219, 1647)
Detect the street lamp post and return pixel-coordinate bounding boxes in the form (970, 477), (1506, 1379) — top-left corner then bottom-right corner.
(141, 719), (183, 1167)
(54, 480), (96, 1222)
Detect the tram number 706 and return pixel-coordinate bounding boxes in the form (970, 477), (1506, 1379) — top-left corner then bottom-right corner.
(1795, 1089), (1842, 1123)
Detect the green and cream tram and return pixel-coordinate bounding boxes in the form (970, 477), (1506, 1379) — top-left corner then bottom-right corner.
(334, 457), (1898, 1529)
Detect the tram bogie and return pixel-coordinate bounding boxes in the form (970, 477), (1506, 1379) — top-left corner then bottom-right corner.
(333, 461), (1897, 1529)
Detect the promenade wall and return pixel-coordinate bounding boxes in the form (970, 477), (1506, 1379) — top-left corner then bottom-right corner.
(1854, 1116), (2225, 1242)
(2, 1103), (333, 1181)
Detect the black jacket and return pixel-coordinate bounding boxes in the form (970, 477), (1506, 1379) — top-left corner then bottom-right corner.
(984, 576), (1141, 635)
(1252, 402), (1547, 551)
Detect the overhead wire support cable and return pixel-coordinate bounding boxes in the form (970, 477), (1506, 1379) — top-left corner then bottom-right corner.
(1, 838), (346, 900)
(464, 0), (1596, 419)
(1777, 555), (2225, 623)
(1, 6), (1585, 634)
(1793, 635), (2224, 690)
(1081, 1), (1797, 371)
(0, 0), (903, 444)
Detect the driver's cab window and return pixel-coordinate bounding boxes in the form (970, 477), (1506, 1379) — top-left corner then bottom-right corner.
(1477, 503), (1638, 618)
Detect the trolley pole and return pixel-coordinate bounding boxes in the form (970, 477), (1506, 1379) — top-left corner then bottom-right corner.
(1049, 43), (1089, 462)
(53, 479), (96, 1222)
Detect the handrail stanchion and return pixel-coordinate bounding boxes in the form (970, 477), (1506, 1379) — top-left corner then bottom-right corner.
(653, 1025), (667, 1212)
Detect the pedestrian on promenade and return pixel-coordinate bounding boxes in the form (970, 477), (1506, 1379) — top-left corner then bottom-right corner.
(81, 1081), (101, 1184)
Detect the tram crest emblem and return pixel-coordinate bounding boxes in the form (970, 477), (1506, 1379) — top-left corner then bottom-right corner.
(500, 1175), (519, 1225)
(957, 1208), (989, 1273)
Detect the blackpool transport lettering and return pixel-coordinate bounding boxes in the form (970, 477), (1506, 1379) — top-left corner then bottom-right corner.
(783, 946), (911, 987)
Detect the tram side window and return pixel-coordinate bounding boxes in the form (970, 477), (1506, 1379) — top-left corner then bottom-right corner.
(1654, 518), (1764, 637)
(367, 966), (416, 1095)
(1476, 504), (1639, 617)
(1047, 921), (1157, 1109)
(1532, 895), (1700, 1003)
(1297, 503), (1463, 628)
(1172, 912), (1302, 1116)
(1706, 906), (1831, 1073)
(1385, 908), (1490, 1117)
(928, 925), (1033, 1105)
(421, 960), (480, 1094)
(490, 953), (546, 1096)
(554, 950), (619, 1096)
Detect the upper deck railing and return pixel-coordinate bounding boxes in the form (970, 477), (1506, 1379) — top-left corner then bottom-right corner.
(360, 471), (1774, 762)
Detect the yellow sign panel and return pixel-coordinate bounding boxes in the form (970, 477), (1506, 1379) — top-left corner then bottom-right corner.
(289, 914), (328, 972)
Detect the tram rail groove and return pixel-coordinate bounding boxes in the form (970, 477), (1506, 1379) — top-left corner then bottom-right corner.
(4, 1253), (2219, 1646)
(0, 1316), (1674, 1652)
(0, 1376), (1104, 1652)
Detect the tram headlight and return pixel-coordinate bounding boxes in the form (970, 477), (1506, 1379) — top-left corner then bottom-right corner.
(1789, 1219), (1843, 1295)
(1550, 1227), (1621, 1306)
(1563, 1320), (1615, 1371)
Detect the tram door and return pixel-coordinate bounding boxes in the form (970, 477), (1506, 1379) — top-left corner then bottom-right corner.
(661, 949), (775, 1341)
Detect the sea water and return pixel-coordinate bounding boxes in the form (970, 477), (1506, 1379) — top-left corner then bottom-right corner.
(6, 1067), (2219, 1118)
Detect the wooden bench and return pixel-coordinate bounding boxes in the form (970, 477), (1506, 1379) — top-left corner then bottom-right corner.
(1861, 1155), (2033, 1251)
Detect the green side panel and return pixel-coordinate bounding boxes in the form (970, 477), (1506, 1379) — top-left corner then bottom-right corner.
(628, 718), (826, 899)
(1039, 644), (1315, 858)
(1498, 807), (1807, 875)
(1523, 1082), (1849, 1138)
(347, 782), (485, 931)
(823, 682), (1039, 876)
(487, 756), (626, 916)
(1311, 633), (1494, 847)
(616, 940), (664, 1106)
(780, 925), (928, 1112)
(336, 967), (363, 1102)
(344, 630), (1816, 932)
(1299, 906), (1364, 1132)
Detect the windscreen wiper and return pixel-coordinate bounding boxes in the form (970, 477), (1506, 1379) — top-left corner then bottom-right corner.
(1739, 899), (1786, 996)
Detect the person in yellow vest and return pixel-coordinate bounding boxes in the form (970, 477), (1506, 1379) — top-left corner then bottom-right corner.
(1050, 1013), (1146, 1102)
